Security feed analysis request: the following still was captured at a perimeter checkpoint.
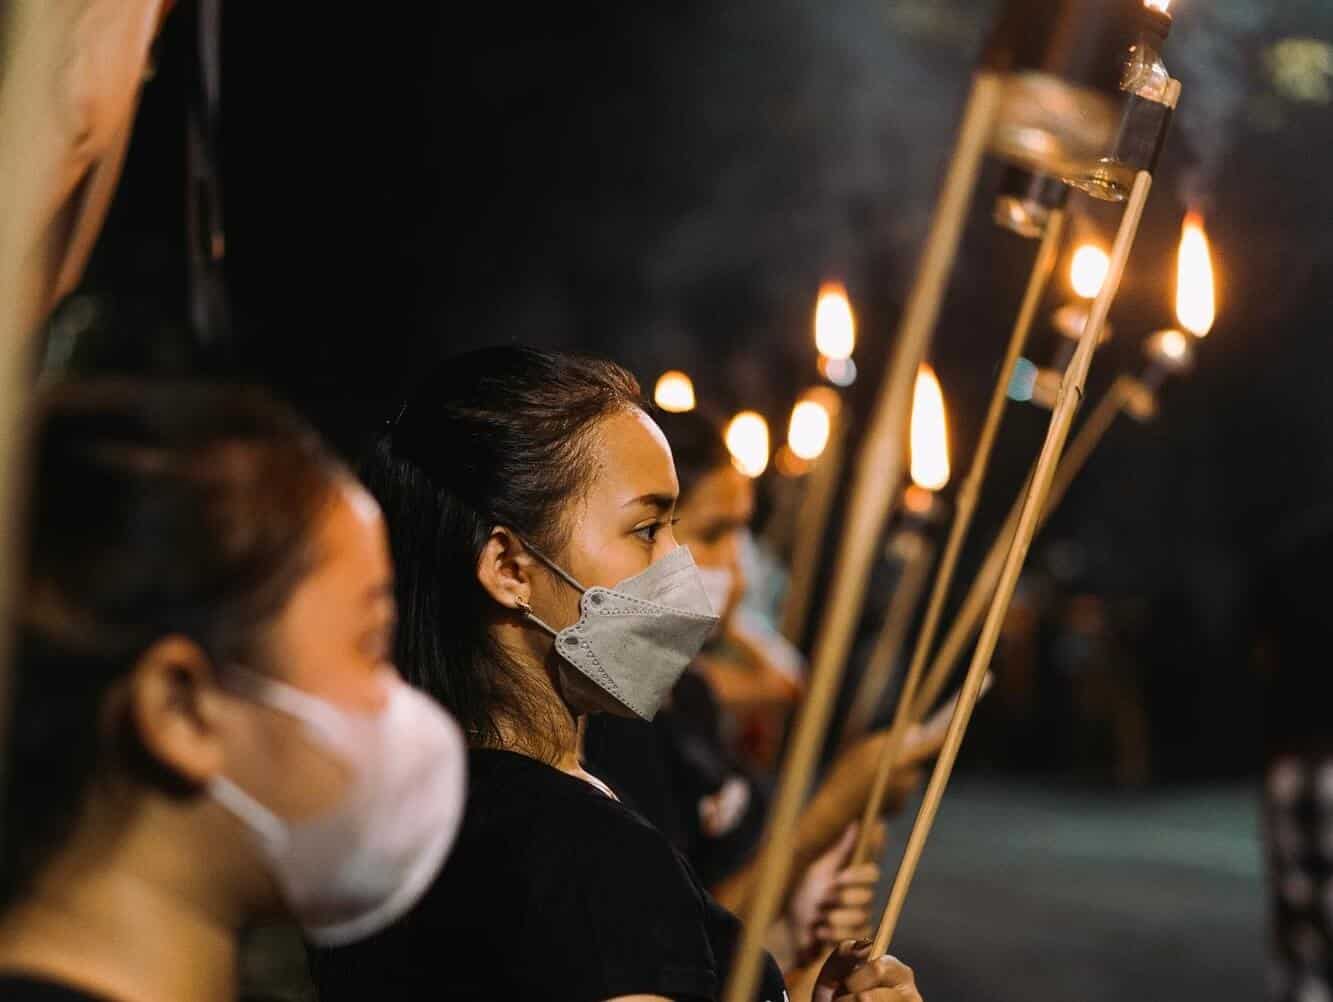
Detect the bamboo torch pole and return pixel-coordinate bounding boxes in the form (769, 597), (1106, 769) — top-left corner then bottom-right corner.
(840, 525), (936, 747)
(909, 374), (1131, 721)
(872, 169), (1155, 954)
(847, 208), (1066, 862)
(722, 72), (1003, 1002)
(780, 419), (847, 644)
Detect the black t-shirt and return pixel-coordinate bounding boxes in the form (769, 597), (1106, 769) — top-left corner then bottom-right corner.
(584, 671), (769, 888)
(0, 976), (111, 1001)
(313, 747), (787, 1002)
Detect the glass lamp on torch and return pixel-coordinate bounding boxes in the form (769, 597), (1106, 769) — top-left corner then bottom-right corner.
(985, 0), (1180, 202)
(1069, 0), (1177, 201)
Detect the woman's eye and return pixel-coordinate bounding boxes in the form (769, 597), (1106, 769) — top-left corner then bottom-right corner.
(633, 517), (680, 544)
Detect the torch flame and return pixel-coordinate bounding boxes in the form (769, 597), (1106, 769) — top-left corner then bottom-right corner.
(653, 371), (696, 413)
(1176, 212), (1215, 337)
(726, 411), (770, 478)
(1070, 243), (1110, 300)
(787, 398), (832, 461)
(909, 365), (950, 491)
(814, 281), (856, 361)
(1160, 328), (1189, 361)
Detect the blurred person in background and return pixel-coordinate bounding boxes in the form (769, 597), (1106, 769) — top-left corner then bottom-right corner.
(0, 382), (466, 1002)
(316, 346), (924, 1002)
(1255, 530), (1333, 1002)
(585, 407), (942, 972)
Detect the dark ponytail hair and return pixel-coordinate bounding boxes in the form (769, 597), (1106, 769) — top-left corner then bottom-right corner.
(4, 380), (345, 907)
(362, 345), (644, 749)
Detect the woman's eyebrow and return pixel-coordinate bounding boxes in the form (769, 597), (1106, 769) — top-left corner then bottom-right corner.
(621, 492), (677, 512)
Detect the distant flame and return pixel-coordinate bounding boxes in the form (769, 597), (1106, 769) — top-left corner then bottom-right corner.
(1070, 244), (1110, 300)
(725, 411), (770, 478)
(653, 371), (696, 413)
(814, 282), (856, 360)
(1176, 212), (1215, 337)
(787, 399), (832, 461)
(909, 365), (950, 491)
(1159, 328), (1189, 361)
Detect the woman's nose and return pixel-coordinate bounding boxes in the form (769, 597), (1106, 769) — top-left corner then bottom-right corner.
(656, 522), (682, 558)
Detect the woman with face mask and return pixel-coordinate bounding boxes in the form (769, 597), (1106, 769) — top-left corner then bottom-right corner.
(313, 346), (924, 1002)
(0, 381), (466, 1002)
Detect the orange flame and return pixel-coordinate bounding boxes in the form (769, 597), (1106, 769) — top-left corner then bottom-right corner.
(1159, 329), (1189, 361)
(725, 411), (770, 478)
(1176, 212), (1216, 337)
(909, 365), (950, 491)
(814, 282), (856, 360)
(1145, 0), (1170, 12)
(1070, 243), (1110, 300)
(787, 398), (832, 461)
(653, 371), (696, 413)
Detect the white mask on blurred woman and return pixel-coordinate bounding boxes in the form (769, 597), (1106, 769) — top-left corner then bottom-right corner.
(210, 667), (466, 946)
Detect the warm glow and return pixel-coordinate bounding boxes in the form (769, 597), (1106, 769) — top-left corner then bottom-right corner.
(1145, 0), (1170, 12)
(1176, 212), (1216, 337)
(775, 445), (811, 478)
(726, 411), (770, 478)
(653, 370), (696, 412)
(1160, 328), (1189, 361)
(1070, 244), (1110, 300)
(909, 365), (950, 491)
(787, 399), (832, 461)
(819, 355), (858, 387)
(814, 282), (856, 360)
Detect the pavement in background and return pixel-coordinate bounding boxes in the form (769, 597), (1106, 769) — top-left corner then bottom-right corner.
(882, 779), (1264, 1002)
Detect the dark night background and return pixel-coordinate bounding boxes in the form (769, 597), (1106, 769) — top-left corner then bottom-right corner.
(56, 3), (1333, 997)
(71, 0), (1333, 779)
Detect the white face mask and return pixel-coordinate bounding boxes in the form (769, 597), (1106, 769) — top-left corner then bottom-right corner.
(695, 564), (736, 619)
(208, 667), (466, 946)
(519, 544), (720, 721)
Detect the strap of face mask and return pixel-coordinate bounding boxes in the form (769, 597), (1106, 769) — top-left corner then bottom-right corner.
(209, 774), (289, 853)
(518, 536), (587, 594)
(511, 534), (589, 639)
(218, 663), (364, 749)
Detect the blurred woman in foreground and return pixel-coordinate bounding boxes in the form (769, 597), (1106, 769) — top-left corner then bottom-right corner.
(0, 382), (465, 1002)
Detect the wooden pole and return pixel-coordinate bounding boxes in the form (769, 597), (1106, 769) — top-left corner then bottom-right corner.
(909, 375), (1131, 721)
(723, 71), (1003, 1002)
(846, 209), (1066, 862)
(780, 420), (847, 644)
(871, 170), (1155, 955)
(840, 527), (936, 748)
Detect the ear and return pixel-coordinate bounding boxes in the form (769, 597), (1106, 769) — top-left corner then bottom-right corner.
(476, 526), (537, 612)
(127, 635), (227, 785)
